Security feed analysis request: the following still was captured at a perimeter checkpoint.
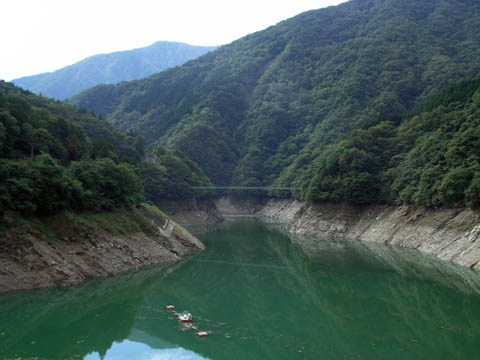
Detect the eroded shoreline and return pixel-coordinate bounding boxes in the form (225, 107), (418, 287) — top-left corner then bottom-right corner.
(0, 209), (204, 294)
(2, 196), (479, 294)
(255, 199), (480, 271)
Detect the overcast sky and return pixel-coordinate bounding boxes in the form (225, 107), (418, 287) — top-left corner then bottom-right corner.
(1, 0), (346, 81)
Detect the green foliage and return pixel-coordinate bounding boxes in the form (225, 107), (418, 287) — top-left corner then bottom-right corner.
(0, 154), (72, 215)
(8, 0), (480, 212)
(31, 154), (74, 214)
(139, 146), (214, 200)
(0, 81), (143, 164)
(141, 202), (169, 222)
(0, 81), (214, 218)
(303, 121), (398, 204)
(304, 76), (480, 208)
(466, 173), (480, 208)
(168, 115), (238, 184)
(390, 82), (480, 207)
(0, 159), (39, 215)
(69, 0), (480, 202)
(0, 155), (145, 215)
(68, 159), (143, 211)
(139, 162), (169, 204)
(83, 211), (144, 236)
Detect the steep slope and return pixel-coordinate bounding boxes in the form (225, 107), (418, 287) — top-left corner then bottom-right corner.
(69, 0), (480, 189)
(300, 76), (480, 208)
(12, 41), (217, 100)
(0, 81), (212, 216)
(0, 82), (208, 292)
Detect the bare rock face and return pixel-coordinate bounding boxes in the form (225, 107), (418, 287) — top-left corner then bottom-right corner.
(155, 198), (224, 225)
(257, 199), (305, 222)
(214, 196), (266, 216)
(0, 217), (203, 293)
(258, 200), (480, 271)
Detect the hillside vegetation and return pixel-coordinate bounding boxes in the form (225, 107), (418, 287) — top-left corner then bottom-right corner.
(0, 81), (212, 218)
(12, 41), (217, 100)
(302, 76), (480, 207)
(65, 0), (479, 208)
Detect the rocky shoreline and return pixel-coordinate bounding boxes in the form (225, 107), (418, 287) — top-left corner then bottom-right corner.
(154, 198), (224, 226)
(0, 210), (204, 294)
(3, 196), (479, 294)
(256, 199), (480, 271)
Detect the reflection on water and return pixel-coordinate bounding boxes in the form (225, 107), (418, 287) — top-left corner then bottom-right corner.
(84, 338), (210, 360)
(0, 218), (479, 360)
(286, 229), (480, 295)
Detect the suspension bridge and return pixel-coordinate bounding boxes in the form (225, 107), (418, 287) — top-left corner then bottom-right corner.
(190, 186), (300, 191)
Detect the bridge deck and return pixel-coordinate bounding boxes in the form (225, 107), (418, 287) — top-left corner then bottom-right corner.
(191, 186), (299, 190)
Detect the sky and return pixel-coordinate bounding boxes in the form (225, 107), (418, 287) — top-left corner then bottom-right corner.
(1, 0), (346, 81)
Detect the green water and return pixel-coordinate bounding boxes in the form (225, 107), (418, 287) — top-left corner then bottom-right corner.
(1, 218), (480, 360)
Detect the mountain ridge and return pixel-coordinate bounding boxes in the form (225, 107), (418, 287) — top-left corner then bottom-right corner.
(12, 41), (218, 100)
(68, 0), (480, 207)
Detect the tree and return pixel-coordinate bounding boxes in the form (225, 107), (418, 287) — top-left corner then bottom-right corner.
(439, 167), (472, 206)
(466, 172), (480, 208)
(31, 154), (72, 215)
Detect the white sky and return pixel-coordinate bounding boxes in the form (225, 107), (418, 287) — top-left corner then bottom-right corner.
(1, 0), (346, 81)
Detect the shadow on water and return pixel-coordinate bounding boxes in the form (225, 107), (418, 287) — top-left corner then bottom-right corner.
(1, 218), (480, 360)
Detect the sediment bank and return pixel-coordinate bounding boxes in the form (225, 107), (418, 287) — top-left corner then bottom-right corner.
(256, 199), (480, 271)
(0, 208), (204, 293)
(155, 198), (224, 226)
(209, 196), (480, 271)
(3, 195), (478, 294)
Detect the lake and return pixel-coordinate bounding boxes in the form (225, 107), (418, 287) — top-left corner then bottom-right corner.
(1, 218), (480, 359)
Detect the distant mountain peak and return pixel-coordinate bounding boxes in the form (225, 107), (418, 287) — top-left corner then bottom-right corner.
(68, 0), (480, 192)
(12, 41), (218, 100)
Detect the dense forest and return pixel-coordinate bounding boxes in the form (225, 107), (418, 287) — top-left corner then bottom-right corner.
(68, 0), (480, 209)
(301, 76), (480, 207)
(13, 41), (217, 100)
(0, 81), (212, 217)
(2, 0), (479, 214)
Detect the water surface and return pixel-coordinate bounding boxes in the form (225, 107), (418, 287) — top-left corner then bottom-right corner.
(1, 218), (480, 359)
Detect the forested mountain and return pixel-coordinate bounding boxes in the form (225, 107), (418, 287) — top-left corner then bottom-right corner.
(69, 0), (480, 208)
(12, 41), (217, 100)
(0, 81), (212, 216)
(302, 76), (480, 207)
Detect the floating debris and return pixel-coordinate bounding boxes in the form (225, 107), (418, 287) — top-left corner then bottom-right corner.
(178, 311), (193, 322)
(180, 323), (198, 331)
(197, 331), (210, 337)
